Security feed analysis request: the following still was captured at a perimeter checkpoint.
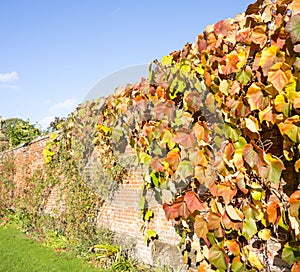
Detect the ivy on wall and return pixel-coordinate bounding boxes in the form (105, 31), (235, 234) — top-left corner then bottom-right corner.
(96, 0), (300, 270)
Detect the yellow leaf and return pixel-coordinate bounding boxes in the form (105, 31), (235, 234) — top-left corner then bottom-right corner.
(258, 229), (271, 240)
(295, 159), (300, 172)
(248, 251), (264, 270)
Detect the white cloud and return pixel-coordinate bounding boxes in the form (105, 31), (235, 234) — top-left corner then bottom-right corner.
(0, 72), (18, 83)
(49, 98), (77, 113)
(39, 116), (56, 130)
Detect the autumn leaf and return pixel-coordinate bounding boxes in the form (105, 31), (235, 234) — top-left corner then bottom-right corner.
(225, 240), (240, 256)
(225, 205), (243, 222)
(243, 143), (267, 170)
(194, 215), (208, 239)
(165, 148), (181, 170)
(265, 154), (285, 185)
(214, 19), (232, 36)
(248, 251), (264, 270)
(251, 25), (267, 47)
(193, 122), (210, 143)
(278, 116), (300, 143)
(210, 182), (237, 205)
(290, 191), (300, 218)
(153, 100), (175, 121)
(286, 14), (300, 44)
(259, 45), (285, 76)
(184, 191), (206, 213)
(173, 128), (196, 149)
(222, 52), (239, 75)
(268, 63), (291, 92)
(151, 157), (165, 172)
(246, 83), (269, 111)
(242, 217), (257, 240)
(267, 199), (280, 224)
(184, 91), (203, 112)
(258, 229), (272, 241)
(176, 160), (194, 179)
(209, 245), (228, 272)
(163, 196), (189, 220)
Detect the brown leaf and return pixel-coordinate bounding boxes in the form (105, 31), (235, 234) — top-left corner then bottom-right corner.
(194, 215), (208, 239)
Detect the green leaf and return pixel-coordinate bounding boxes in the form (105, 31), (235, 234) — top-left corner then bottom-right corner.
(286, 14), (300, 44)
(282, 243), (300, 265)
(176, 160), (194, 180)
(225, 123), (241, 142)
(236, 68), (251, 84)
(111, 126), (123, 142)
(242, 217), (257, 240)
(232, 256), (246, 272)
(208, 245), (228, 272)
(144, 229), (157, 243)
(265, 154), (285, 184)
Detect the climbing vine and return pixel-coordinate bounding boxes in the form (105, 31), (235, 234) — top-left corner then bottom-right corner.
(95, 0), (300, 271)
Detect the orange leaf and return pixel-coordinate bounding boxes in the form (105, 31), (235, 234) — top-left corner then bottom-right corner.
(193, 122), (210, 143)
(163, 196), (190, 220)
(222, 52), (239, 75)
(267, 199), (279, 224)
(246, 83), (269, 111)
(268, 65), (290, 92)
(243, 143), (267, 170)
(251, 25), (267, 47)
(184, 191), (206, 213)
(165, 148), (181, 170)
(225, 240), (240, 256)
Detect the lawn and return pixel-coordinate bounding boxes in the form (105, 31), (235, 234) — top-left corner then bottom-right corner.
(0, 225), (101, 272)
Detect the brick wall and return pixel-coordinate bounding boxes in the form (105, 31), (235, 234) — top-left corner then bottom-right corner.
(0, 135), (182, 267)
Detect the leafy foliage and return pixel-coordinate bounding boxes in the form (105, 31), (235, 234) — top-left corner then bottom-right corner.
(1, 118), (41, 148)
(94, 0), (300, 270)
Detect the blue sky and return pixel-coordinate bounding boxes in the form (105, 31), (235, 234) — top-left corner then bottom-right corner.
(0, 0), (253, 129)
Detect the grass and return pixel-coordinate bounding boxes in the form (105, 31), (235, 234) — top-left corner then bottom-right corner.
(0, 225), (101, 272)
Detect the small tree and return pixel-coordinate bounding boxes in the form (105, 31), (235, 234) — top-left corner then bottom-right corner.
(2, 118), (41, 148)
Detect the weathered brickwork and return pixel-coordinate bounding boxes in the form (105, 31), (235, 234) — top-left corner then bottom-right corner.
(0, 136), (181, 266)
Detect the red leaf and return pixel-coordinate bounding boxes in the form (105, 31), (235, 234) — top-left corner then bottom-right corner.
(214, 19), (232, 36)
(153, 100), (175, 121)
(173, 128), (196, 149)
(163, 196), (190, 220)
(184, 191), (205, 213)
